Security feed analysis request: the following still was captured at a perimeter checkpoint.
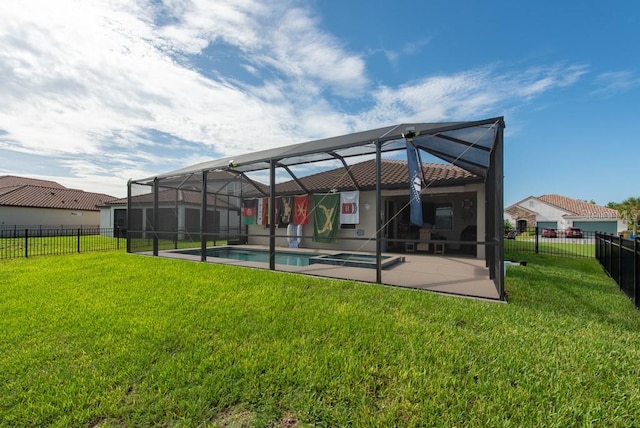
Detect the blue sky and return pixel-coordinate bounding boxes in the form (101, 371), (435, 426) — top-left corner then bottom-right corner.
(0, 0), (638, 205)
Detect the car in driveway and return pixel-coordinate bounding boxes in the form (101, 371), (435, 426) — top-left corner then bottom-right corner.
(566, 227), (584, 238)
(541, 228), (557, 238)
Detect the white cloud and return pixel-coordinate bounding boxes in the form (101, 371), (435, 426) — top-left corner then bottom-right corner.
(592, 70), (640, 96)
(0, 1), (589, 198)
(513, 64), (588, 98)
(0, 1), (368, 159)
(354, 64), (589, 128)
(156, 0), (268, 53)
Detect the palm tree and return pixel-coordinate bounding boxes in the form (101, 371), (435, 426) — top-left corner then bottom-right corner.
(607, 197), (640, 236)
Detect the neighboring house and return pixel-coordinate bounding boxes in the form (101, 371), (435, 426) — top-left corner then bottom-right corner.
(505, 194), (625, 235)
(244, 159), (487, 257)
(99, 171), (241, 239)
(0, 175), (117, 230)
(100, 191), (240, 239)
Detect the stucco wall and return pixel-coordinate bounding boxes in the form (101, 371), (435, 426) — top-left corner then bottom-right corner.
(520, 198), (571, 225)
(247, 192), (379, 252)
(246, 185), (486, 259)
(0, 206), (100, 228)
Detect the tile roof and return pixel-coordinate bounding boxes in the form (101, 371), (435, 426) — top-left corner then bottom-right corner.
(0, 185), (22, 197)
(0, 175), (67, 189)
(251, 159), (479, 196)
(537, 194), (619, 218)
(105, 189), (236, 209)
(505, 205), (535, 217)
(0, 185), (117, 211)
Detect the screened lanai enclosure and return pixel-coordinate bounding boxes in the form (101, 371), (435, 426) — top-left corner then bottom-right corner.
(127, 117), (505, 300)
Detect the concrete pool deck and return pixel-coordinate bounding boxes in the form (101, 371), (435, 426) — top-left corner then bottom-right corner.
(157, 245), (501, 301)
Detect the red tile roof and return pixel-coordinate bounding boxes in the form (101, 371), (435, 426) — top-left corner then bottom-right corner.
(0, 185), (117, 211)
(0, 175), (67, 189)
(537, 194), (618, 218)
(105, 189), (236, 209)
(0, 185), (22, 197)
(505, 205), (535, 217)
(254, 159), (479, 196)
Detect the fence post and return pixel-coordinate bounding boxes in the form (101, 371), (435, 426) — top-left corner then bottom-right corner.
(116, 227), (120, 250)
(608, 234), (611, 274)
(618, 235), (623, 286)
(25, 229), (29, 258)
(635, 238), (638, 309)
(535, 226), (539, 254)
(77, 228), (81, 253)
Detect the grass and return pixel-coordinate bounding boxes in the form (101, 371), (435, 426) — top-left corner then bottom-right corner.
(504, 237), (595, 257)
(1, 251), (640, 426)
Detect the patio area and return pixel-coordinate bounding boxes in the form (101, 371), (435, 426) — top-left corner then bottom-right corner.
(158, 245), (501, 300)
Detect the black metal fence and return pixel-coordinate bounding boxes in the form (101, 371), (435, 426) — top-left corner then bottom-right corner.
(595, 233), (640, 309)
(504, 226), (596, 258)
(0, 227), (125, 259)
(127, 225), (243, 253)
(0, 224), (100, 237)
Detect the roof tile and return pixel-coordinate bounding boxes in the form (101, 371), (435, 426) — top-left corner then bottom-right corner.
(267, 159), (478, 195)
(0, 185), (117, 211)
(106, 189), (236, 209)
(0, 175), (67, 189)
(537, 194), (618, 217)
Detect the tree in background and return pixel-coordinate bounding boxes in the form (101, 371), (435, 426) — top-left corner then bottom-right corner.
(607, 197), (640, 236)
(504, 219), (514, 234)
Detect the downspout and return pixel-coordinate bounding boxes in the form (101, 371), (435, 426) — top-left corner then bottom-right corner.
(375, 140), (382, 284)
(126, 179), (132, 253)
(496, 121), (505, 300)
(200, 171), (208, 262)
(152, 177), (159, 256)
(269, 159), (277, 270)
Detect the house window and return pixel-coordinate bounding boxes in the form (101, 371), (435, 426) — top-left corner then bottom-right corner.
(435, 204), (453, 230)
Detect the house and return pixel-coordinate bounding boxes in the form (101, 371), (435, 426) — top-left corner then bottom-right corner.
(100, 189), (240, 240)
(505, 194), (625, 235)
(126, 117), (506, 299)
(243, 159), (486, 256)
(0, 175), (117, 231)
(100, 171), (241, 239)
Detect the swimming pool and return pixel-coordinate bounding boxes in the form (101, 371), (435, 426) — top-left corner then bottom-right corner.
(174, 247), (404, 269)
(309, 253), (403, 269)
(177, 247), (318, 266)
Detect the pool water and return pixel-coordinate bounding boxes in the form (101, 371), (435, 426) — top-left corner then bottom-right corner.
(180, 248), (317, 266)
(310, 253), (402, 269)
(175, 248), (404, 269)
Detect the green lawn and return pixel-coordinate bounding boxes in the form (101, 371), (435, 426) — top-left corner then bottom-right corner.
(1, 251), (639, 426)
(504, 237), (595, 258)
